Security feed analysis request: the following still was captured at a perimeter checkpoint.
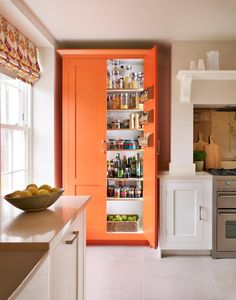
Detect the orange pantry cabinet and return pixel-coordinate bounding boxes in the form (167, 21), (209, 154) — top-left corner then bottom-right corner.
(58, 47), (158, 248)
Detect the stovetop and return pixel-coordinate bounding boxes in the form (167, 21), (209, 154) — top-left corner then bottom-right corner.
(208, 168), (236, 176)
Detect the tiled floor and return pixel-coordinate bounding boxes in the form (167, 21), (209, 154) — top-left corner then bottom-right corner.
(86, 246), (236, 300)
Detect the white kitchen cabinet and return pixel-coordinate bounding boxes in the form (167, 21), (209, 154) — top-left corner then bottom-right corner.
(14, 255), (50, 300)
(159, 175), (212, 252)
(12, 211), (86, 300)
(51, 211), (85, 300)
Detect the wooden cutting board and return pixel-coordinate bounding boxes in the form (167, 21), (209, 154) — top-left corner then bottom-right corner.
(194, 133), (206, 151)
(205, 135), (221, 169)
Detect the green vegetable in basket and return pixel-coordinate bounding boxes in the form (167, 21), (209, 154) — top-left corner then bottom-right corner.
(122, 215), (127, 221)
(108, 215), (113, 221)
(127, 216), (133, 221)
(132, 216), (137, 221)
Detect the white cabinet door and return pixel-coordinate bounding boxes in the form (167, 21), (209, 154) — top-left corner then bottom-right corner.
(15, 255), (49, 300)
(51, 230), (79, 300)
(166, 182), (204, 244)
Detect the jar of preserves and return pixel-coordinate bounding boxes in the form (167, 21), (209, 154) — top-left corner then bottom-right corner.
(107, 186), (114, 197)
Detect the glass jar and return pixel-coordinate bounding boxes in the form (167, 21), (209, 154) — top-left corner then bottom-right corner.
(111, 119), (120, 129)
(107, 186), (114, 197)
(112, 60), (120, 73)
(132, 72), (139, 89)
(112, 94), (120, 109)
(114, 187), (120, 198)
(120, 93), (128, 110)
(112, 71), (120, 89)
(124, 65), (132, 89)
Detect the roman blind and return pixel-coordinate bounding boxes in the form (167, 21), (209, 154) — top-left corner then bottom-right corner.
(0, 15), (40, 85)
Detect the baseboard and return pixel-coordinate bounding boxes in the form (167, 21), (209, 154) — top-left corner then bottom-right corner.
(161, 249), (211, 257)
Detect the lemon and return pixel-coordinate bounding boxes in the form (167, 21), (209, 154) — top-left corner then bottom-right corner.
(38, 189), (50, 195)
(21, 190), (32, 197)
(10, 190), (22, 198)
(50, 187), (59, 193)
(26, 183), (38, 189)
(27, 187), (38, 195)
(39, 184), (51, 192)
(12, 195), (21, 199)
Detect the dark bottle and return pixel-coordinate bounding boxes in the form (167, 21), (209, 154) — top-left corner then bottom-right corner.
(122, 155), (127, 170)
(131, 156), (137, 178)
(136, 153), (142, 178)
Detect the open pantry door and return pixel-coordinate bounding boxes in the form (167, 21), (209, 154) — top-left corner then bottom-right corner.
(143, 45), (158, 248)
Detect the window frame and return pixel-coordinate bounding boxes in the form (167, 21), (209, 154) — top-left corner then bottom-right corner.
(0, 74), (32, 195)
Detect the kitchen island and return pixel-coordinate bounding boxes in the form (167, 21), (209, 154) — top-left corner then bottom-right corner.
(0, 195), (91, 300)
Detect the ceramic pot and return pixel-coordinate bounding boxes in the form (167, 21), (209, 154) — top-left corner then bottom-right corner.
(195, 161), (204, 172)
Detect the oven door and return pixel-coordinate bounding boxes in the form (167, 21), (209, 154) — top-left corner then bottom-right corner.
(217, 209), (236, 251)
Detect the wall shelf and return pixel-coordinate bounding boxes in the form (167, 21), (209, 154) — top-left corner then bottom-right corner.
(177, 70), (236, 103)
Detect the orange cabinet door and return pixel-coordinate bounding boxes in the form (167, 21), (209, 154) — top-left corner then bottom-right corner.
(62, 57), (107, 237)
(143, 46), (158, 248)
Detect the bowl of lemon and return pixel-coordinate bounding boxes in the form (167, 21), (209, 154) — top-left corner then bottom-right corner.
(4, 184), (64, 212)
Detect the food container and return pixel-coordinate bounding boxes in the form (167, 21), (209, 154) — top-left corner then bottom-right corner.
(111, 120), (120, 129)
(107, 214), (139, 232)
(206, 50), (220, 70)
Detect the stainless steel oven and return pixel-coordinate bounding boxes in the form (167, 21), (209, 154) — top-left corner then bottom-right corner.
(211, 170), (236, 258)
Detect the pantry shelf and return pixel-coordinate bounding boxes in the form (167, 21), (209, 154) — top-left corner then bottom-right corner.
(107, 197), (143, 201)
(107, 149), (143, 152)
(107, 88), (144, 93)
(107, 129), (143, 131)
(107, 109), (143, 113)
(107, 178), (143, 181)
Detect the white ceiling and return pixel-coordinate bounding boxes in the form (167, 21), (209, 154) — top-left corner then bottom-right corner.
(2, 0), (236, 47)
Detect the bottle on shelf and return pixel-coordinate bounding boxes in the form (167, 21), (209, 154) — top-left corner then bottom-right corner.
(134, 113), (140, 129)
(136, 153), (142, 178)
(129, 113), (135, 129)
(107, 153), (143, 179)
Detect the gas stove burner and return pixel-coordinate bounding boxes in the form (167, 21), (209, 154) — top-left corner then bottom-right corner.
(208, 168), (236, 176)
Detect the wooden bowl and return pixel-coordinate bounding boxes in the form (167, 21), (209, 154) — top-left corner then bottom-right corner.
(4, 188), (64, 212)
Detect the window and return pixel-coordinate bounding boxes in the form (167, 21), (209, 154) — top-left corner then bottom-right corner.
(0, 73), (31, 195)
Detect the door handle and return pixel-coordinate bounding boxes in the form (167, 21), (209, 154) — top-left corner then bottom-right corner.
(102, 139), (107, 154)
(157, 140), (160, 155)
(65, 231), (79, 245)
(199, 206), (203, 221)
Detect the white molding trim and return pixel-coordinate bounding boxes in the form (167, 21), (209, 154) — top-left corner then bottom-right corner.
(177, 70), (236, 103)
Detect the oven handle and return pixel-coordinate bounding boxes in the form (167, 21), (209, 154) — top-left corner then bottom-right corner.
(218, 209), (236, 215)
(218, 193), (236, 198)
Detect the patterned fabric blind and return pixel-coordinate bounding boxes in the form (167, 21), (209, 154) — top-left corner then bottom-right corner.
(0, 15), (40, 85)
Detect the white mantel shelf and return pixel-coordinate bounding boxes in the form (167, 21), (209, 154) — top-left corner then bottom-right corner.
(177, 70), (236, 103)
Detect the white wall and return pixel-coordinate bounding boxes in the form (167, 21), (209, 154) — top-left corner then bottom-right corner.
(32, 47), (55, 186)
(170, 41), (236, 174)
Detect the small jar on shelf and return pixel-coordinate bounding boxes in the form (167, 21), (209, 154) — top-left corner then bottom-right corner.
(112, 94), (120, 109)
(120, 93), (128, 109)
